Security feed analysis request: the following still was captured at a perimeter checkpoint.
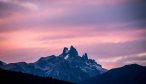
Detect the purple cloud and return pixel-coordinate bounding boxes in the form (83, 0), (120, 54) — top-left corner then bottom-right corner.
(85, 39), (146, 58)
(0, 1), (29, 18)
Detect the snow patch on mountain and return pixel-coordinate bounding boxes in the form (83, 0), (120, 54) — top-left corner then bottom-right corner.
(64, 55), (69, 60)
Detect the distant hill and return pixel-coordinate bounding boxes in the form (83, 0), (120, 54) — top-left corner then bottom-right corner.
(80, 64), (146, 84)
(0, 68), (71, 84)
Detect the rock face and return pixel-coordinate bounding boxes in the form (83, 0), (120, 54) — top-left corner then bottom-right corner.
(0, 46), (107, 83)
(68, 46), (79, 57)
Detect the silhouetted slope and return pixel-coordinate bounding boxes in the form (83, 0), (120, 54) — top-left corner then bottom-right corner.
(81, 64), (146, 84)
(0, 68), (71, 84)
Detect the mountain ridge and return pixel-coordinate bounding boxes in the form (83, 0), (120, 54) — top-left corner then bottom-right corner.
(0, 46), (106, 83)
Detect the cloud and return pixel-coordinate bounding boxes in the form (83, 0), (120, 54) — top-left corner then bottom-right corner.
(0, 0), (39, 18)
(54, 1), (145, 26)
(0, 0), (145, 32)
(0, 47), (53, 63)
(85, 39), (146, 59)
(118, 20), (146, 30)
(0, 1), (25, 18)
(17, 2), (39, 11)
(9, 0), (126, 5)
(97, 52), (146, 69)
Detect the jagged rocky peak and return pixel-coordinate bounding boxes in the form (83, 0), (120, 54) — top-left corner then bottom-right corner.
(62, 47), (69, 55)
(82, 53), (88, 60)
(59, 46), (80, 59)
(69, 45), (79, 57)
(59, 47), (69, 58)
(0, 46), (107, 83)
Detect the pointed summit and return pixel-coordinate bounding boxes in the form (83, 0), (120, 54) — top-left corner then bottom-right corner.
(69, 45), (79, 57)
(59, 47), (69, 58)
(62, 47), (69, 55)
(82, 53), (88, 60)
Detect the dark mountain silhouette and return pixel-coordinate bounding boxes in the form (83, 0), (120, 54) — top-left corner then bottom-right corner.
(0, 46), (106, 83)
(80, 64), (146, 84)
(0, 68), (71, 84)
(0, 61), (6, 66)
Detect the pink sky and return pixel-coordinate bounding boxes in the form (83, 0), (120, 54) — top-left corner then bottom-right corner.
(0, 0), (146, 69)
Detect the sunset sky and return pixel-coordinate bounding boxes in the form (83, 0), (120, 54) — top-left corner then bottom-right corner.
(0, 0), (146, 69)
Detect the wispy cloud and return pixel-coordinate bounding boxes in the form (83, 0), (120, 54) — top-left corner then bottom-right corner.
(97, 53), (146, 69)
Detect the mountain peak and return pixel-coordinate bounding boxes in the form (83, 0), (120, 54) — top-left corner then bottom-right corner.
(70, 45), (74, 48)
(62, 47), (69, 55)
(59, 46), (79, 59)
(82, 53), (88, 60)
(0, 46), (106, 83)
(122, 64), (144, 69)
(69, 45), (79, 57)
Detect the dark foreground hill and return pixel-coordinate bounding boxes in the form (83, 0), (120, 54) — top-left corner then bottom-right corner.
(0, 68), (72, 84)
(81, 64), (146, 84)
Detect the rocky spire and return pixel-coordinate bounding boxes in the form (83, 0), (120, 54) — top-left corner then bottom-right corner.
(82, 53), (88, 60)
(68, 45), (79, 57)
(62, 47), (69, 55)
(60, 47), (69, 57)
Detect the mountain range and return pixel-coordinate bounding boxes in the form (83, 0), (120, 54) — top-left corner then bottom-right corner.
(0, 46), (146, 84)
(0, 46), (106, 83)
